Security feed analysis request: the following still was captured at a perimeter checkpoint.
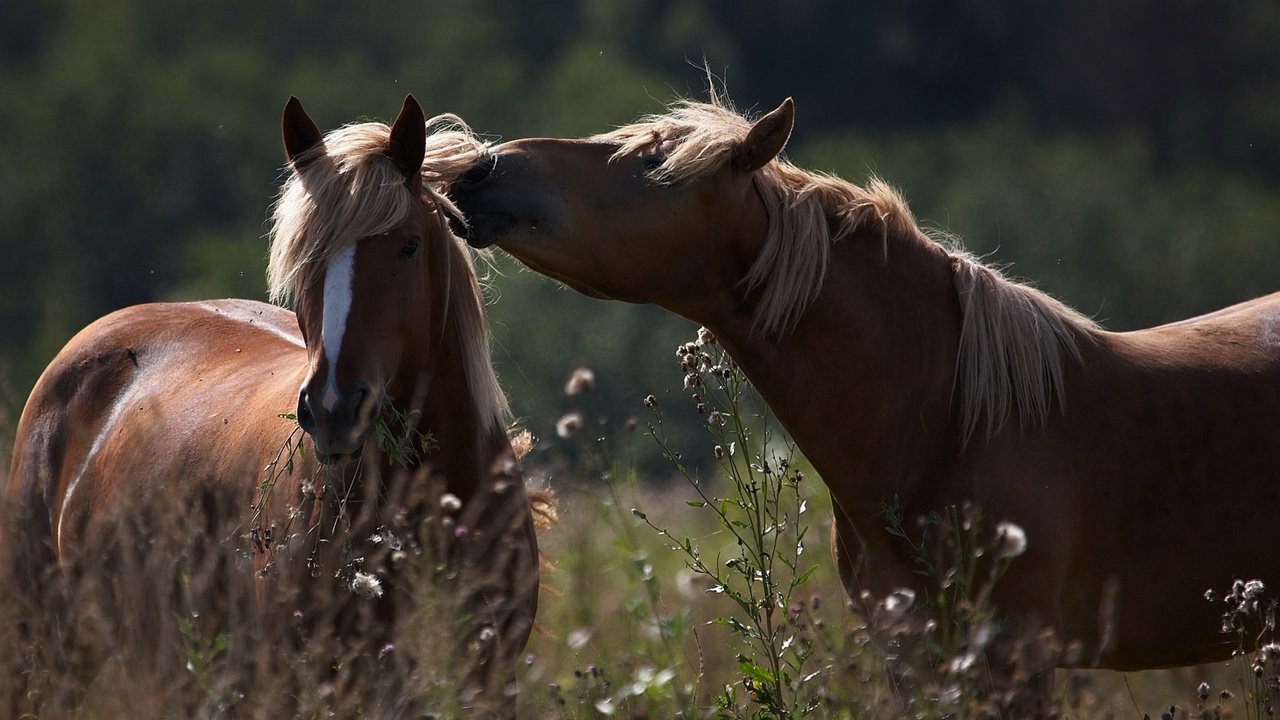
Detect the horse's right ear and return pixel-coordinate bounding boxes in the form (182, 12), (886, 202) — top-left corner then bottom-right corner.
(733, 98), (795, 174)
(282, 96), (324, 169)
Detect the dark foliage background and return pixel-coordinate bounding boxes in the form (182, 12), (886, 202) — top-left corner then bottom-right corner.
(2, 0), (1277, 478)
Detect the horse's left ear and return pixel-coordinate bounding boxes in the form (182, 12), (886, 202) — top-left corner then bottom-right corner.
(733, 98), (795, 174)
(282, 96), (324, 169)
(387, 94), (427, 184)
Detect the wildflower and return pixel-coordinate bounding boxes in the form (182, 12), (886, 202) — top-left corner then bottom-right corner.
(555, 412), (583, 438)
(994, 521), (1028, 559)
(564, 367), (595, 396)
(379, 643), (395, 659)
(714, 445), (726, 459)
(882, 588), (916, 615)
(1204, 588), (1218, 602)
(1198, 681), (1210, 701)
(478, 626), (497, 643)
(1244, 580), (1266, 599)
(510, 429), (535, 458)
(683, 372), (700, 389)
(697, 327), (716, 345)
(440, 493), (462, 513)
(643, 394), (658, 408)
(566, 628), (591, 650)
(1262, 642), (1280, 664)
(351, 571), (383, 599)
(949, 652), (977, 674)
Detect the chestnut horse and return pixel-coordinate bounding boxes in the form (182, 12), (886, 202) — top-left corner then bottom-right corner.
(450, 96), (1280, 671)
(2, 96), (540, 716)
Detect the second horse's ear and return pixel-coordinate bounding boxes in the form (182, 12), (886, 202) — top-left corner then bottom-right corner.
(732, 98), (795, 174)
(387, 94), (427, 184)
(282, 96), (324, 169)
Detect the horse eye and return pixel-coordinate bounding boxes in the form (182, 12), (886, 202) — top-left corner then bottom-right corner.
(640, 139), (677, 173)
(398, 237), (421, 260)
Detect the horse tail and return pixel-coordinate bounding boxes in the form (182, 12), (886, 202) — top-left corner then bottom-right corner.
(2, 381), (70, 717)
(1, 333), (143, 715)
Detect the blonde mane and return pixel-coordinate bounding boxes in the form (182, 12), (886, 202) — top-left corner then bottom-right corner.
(267, 116), (508, 432)
(600, 98), (1098, 442)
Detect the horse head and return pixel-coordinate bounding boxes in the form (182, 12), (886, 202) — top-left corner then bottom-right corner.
(450, 98), (794, 317)
(277, 96), (446, 463)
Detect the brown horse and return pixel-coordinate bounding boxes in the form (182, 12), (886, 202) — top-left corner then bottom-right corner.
(450, 95), (1280, 672)
(2, 96), (540, 716)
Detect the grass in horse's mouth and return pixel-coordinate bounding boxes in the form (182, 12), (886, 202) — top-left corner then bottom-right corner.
(318, 451), (358, 466)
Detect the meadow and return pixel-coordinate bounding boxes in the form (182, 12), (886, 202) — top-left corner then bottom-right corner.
(1, 329), (1277, 719)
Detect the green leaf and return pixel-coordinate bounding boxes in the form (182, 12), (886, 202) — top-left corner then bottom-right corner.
(737, 660), (777, 686)
(794, 566), (818, 586)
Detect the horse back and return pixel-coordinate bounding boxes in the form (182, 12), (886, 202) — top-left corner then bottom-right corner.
(2, 300), (305, 571)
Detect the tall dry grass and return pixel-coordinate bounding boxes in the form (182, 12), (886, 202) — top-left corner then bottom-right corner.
(1, 354), (1278, 719)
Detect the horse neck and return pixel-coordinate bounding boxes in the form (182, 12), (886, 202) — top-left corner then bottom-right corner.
(702, 222), (964, 509)
(384, 241), (512, 503)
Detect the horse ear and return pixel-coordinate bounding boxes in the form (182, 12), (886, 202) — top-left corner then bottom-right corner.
(387, 94), (427, 183)
(733, 98), (795, 174)
(282, 96), (324, 169)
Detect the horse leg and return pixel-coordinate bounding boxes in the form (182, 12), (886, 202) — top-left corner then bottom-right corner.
(451, 497), (539, 719)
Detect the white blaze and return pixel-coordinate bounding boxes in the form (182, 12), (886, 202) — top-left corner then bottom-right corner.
(320, 244), (356, 411)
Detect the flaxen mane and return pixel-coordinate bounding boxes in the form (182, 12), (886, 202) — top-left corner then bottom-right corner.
(600, 98), (1098, 443)
(266, 116), (509, 433)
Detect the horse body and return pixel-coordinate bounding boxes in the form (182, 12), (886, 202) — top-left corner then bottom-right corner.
(716, 222), (1280, 669)
(451, 96), (1280, 670)
(6, 300), (304, 568)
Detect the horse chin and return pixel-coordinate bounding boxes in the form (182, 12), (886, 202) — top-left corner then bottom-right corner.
(511, 252), (612, 300)
(312, 435), (371, 466)
(457, 210), (530, 250)
(317, 450), (360, 466)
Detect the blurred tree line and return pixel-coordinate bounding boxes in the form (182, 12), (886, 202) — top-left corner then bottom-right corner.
(1, 0), (1277, 475)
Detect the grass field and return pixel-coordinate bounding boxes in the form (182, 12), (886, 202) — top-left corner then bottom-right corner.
(1, 343), (1277, 719)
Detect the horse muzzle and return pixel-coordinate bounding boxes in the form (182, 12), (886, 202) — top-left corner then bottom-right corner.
(296, 382), (383, 464)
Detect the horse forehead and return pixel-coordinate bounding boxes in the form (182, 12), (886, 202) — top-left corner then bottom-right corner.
(319, 245), (357, 338)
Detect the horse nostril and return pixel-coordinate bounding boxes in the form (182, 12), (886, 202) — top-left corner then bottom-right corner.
(349, 387), (368, 417)
(350, 384), (382, 425)
(296, 389), (316, 431)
